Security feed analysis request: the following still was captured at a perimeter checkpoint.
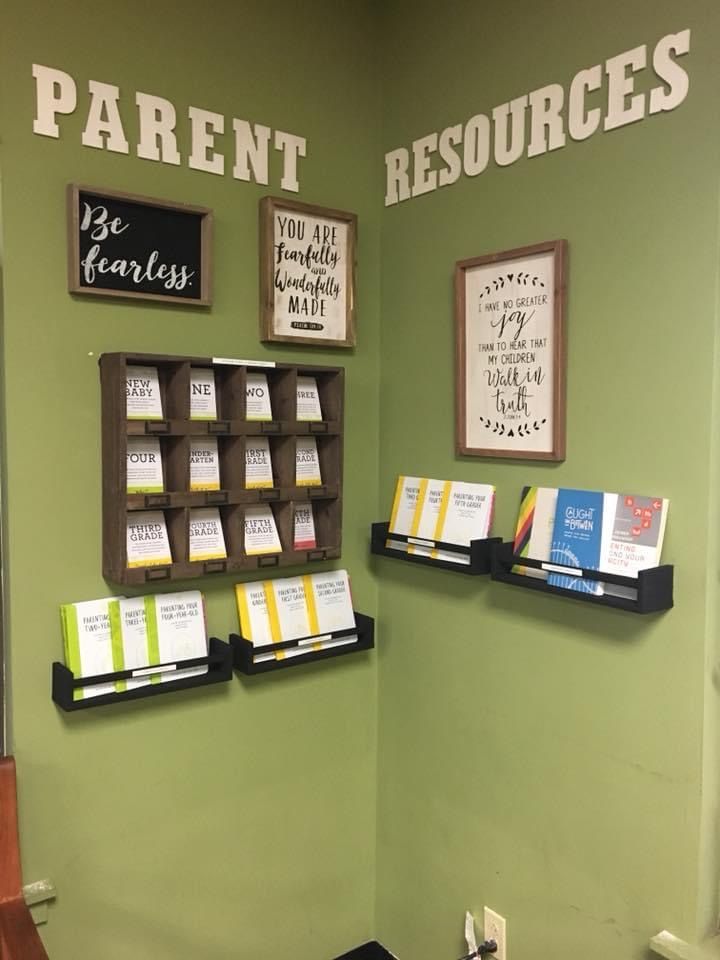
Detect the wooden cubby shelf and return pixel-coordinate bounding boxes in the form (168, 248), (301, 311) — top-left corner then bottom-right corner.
(52, 638), (233, 711)
(370, 522), (501, 576)
(230, 612), (375, 675)
(101, 352), (344, 584)
(490, 541), (674, 614)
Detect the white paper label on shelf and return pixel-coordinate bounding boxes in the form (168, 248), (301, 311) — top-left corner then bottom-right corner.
(541, 562), (584, 577)
(408, 537), (434, 548)
(213, 357), (276, 367)
(132, 663), (177, 678)
(298, 633), (332, 647)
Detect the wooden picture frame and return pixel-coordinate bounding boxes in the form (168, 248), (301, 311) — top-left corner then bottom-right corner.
(455, 239), (567, 461)
(259, 196), (357, 348)
(67, 184), (213, 306)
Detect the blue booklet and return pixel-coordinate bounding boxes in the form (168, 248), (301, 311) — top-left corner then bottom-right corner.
(548, 489), (604, 594)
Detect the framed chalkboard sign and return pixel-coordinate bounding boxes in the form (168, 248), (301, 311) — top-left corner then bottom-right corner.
(259, 196), (357, 347)
(67, 185), (213, 306)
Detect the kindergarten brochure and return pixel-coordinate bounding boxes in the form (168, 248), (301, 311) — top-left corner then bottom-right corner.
(190, 437), (221, 491)
(548, 489), (604, 595)
(126, 365), (163, 419)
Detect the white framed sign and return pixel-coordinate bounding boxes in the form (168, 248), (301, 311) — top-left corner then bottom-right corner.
(455, 239), (567, 461)
(259, 196), (357, 348)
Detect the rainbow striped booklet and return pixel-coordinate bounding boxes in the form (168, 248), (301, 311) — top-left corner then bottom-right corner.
(387, 476), (495, 564)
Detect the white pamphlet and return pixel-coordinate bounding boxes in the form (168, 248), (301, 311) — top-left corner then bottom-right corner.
(126, 365), (163, 420)
(273, 576), (312, 641)
(245, 438), (274, 489)
(246, 372), (273, 421)
(190, 437), (221, 491)
(387, 476), (423, 552)
(293, 503), (317, 549)
(512, 486), (559, 579)
(296, 376), (322, 421)
(244, 504), (282, 555)
(126, 510), (172, 568)
(189, 507), (227, 562)
(61, 597), (122, 699)
(308, 570), (355, 634)
(126, 437), (164, 494)
(600, 492), (669, 599)
(190, 368), (217, 420)
(108, 596), (151, 692)
(434, 481), (495, 565)
(296, 436), (322, 486)
(147, 591), (208, 681)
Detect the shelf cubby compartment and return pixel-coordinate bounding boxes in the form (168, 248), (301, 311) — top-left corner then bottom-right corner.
(230, 612), (374, 675)
(102, 352), (344, 583)
(370, 522), (501, 575)
(490, 541), (673, 613)
(52, 638), (233, 711)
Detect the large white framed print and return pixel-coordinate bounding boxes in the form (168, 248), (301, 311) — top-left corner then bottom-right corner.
(455, 239), (567, 461)
(259, 196), (357, 348)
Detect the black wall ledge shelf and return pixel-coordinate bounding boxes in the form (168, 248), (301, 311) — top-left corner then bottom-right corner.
(230, 611), (374, 675)
(491, 541), (673, 614)
(52, 637), (233, 711)
(370, 521), (500, 575)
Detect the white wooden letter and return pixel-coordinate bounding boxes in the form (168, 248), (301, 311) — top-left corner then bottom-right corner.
(527, 84), (566, 157)
(463, 114), (490, 176)
(650, 30), (691, 114)
(233, 119), (270, 184)
(604, 45), (647, 131)
(188, 106), (225, 175)
(32, 64), (77, 138)
(412, 132), (438, 197)
(492, 96), (528, 167)
(568, 65), (602, 141)
(136, 92), (180, 165)
(81, 81), (129, 153)
(384, 147), (411, 205)
(274, 130), (306, 192)
(438, 124), (462, 187)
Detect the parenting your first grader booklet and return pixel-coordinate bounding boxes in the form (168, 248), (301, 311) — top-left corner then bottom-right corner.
(548, 489), (604, 595)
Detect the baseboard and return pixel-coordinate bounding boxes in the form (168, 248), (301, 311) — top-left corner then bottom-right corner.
(332, 941), (396, 960)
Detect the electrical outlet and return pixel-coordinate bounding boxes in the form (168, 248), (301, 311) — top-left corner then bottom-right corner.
(483, 906), (506, 960)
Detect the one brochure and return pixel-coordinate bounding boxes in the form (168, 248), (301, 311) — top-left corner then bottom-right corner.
(548, 489), (604, 595)
(307, 570), (355, 634)
(245, 438), (274, 489)
(146, 591), (208, 682)
(246, 372), (273, 421)
(126, 510), (172, 568)
(235, 578), (297, 662)
(190, 437), (221, 491)
(190, 368), (217, 420)
(387, 475), (423, 552)
(600, 493), (669, 599)
(61, 597), (122, 700)
(244, 504), (282, 555)
(512, 486), (559, 579)
(188, 507), (227, 562)
(296, 376), (322, 421)
(434, 481), (495, 565)
(293, 503), (317, 550)
(108, 596), (151, 693)
(274, 576), (312, 641)
(126, 365), (163, 420)
(406, 478), (447, 558)
(126, 437), (164, 494)
(296, 437), (322, 486)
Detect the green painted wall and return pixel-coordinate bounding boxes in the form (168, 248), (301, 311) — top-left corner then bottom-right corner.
(375, 1), (720, 958)
(0, 2), (381, 959)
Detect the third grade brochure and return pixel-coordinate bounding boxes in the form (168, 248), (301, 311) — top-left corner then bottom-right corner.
(126, 510), (172, 568)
